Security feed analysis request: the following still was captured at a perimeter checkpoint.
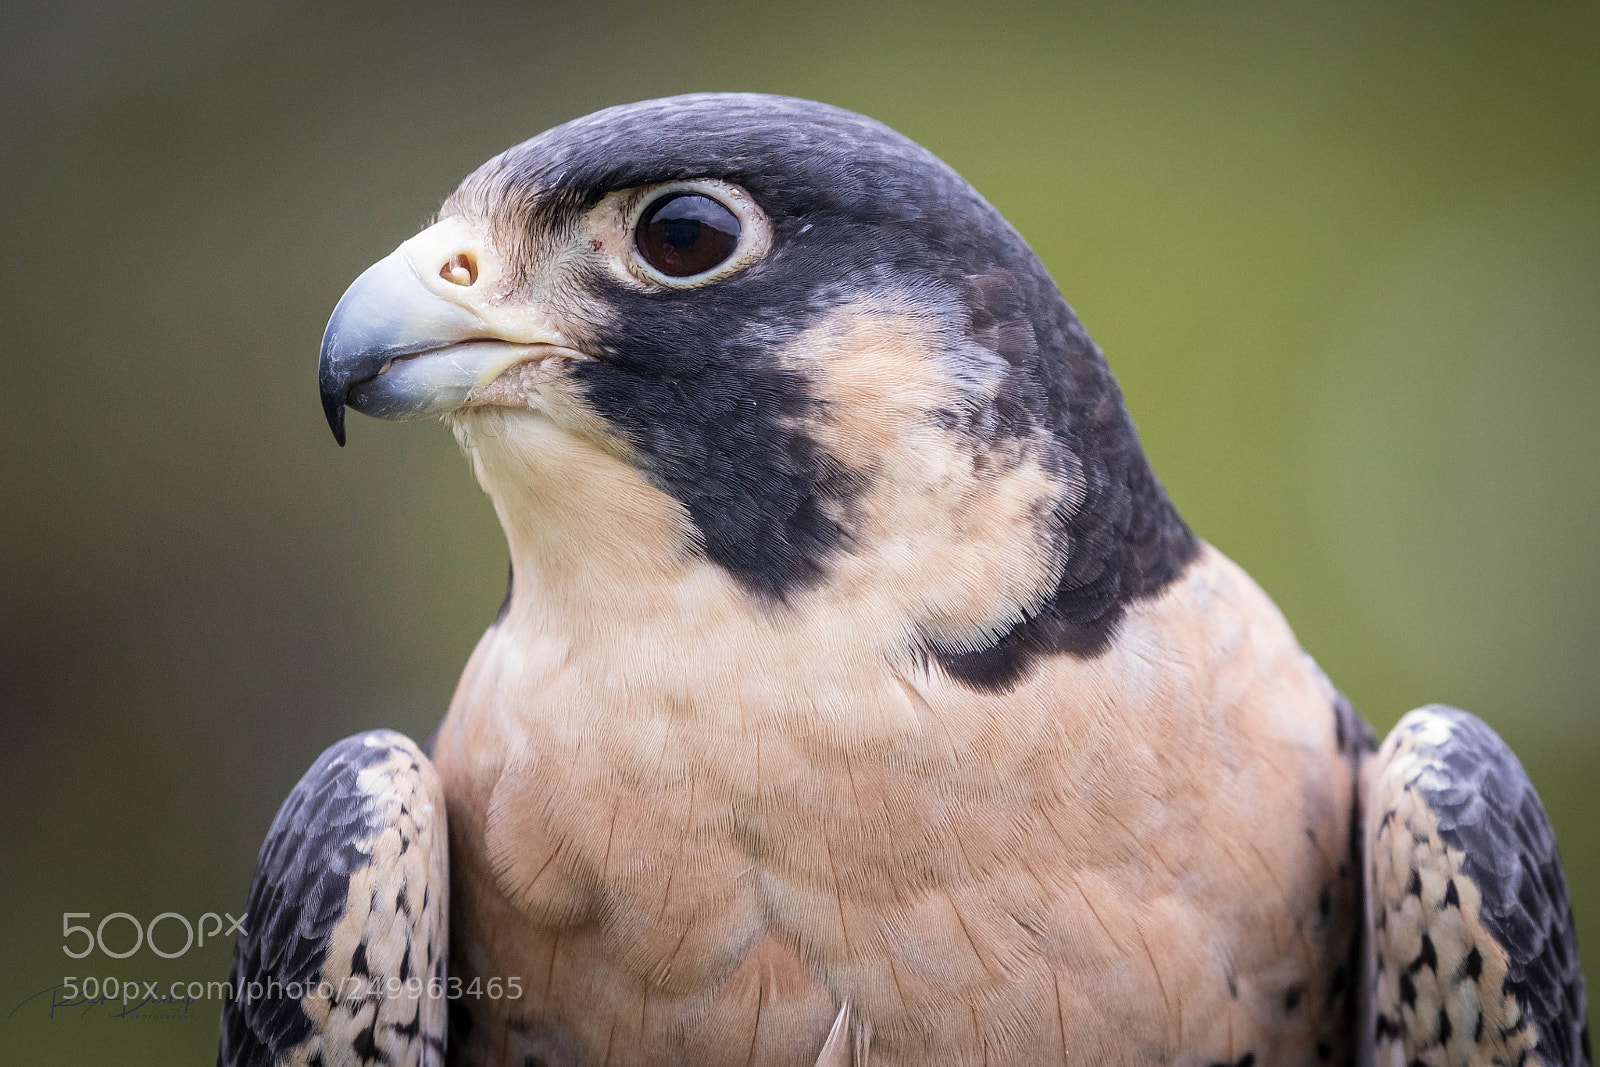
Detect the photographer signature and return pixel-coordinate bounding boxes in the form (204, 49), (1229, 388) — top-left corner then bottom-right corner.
(7, 984), (197, 1023)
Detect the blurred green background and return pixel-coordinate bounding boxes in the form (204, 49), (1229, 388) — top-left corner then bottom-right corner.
(2, 1), (1596, 1061)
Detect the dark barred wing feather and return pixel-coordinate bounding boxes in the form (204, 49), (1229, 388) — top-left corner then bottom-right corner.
(1365, 705), (1589, 1066)
(219, 730), (449, 1067)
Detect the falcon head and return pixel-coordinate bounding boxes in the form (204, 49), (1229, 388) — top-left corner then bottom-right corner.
(319, 93), (1194, 690)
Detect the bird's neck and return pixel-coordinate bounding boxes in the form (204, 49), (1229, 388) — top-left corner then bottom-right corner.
(456, 410), (868, 694)
(460, 409), (706, 624)
(451, 405), (1217, 751)
(453, 399), (1065, 692)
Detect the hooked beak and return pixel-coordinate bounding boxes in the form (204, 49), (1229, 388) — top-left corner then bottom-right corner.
(317, 217), (582, 445)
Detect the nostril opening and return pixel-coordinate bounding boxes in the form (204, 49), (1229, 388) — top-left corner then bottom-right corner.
(441, 252), (478, 287)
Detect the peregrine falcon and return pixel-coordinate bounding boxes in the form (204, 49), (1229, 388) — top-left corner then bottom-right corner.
(219, 94), (1589, 1066)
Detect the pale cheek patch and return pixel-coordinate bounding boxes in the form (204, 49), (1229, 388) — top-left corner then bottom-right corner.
(449, 402), (701, 602)
(785, 304), (1067, 644)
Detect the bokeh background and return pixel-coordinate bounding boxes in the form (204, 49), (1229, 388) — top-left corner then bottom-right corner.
(2, 1), (1596, 1061)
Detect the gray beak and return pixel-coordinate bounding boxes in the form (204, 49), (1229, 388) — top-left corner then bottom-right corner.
(316, 217), (580, 445)
(317, 250), (487, 444)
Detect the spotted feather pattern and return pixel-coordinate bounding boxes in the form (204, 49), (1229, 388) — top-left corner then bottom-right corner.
(1364, 706), (1589, 1067)
(219, 730), (449, 1067)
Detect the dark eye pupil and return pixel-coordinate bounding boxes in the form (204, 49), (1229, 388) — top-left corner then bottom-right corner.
(661, 216), (703, 250)
(636, 193), (741, 278)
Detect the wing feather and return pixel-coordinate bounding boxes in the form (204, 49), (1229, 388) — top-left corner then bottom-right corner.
(1365, 705), (1588, 1066)
(219, 730), (449, 1067)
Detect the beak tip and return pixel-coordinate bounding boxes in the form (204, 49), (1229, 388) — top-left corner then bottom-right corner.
(322, 391), (348, 446)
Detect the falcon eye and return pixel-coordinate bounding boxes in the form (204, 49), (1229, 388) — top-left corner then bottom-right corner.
(606, 180), (768, 289)
(635, 193), (741, 279)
